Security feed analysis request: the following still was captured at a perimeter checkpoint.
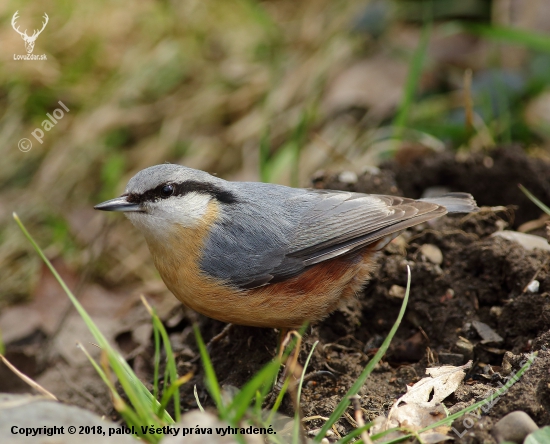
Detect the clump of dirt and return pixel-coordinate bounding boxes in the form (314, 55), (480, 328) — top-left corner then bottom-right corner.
(383, 145), (550, 227)
(175, 146), (550, 442)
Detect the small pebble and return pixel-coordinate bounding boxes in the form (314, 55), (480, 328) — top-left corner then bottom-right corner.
(419, 244), (443, 265)
(309, 428), (334, 438)
(361, 165), (380, 175)
(483, 156), (494, 168)
(338, 171), (358, 184)
(440, 288), (454, 301)
(495, 220), (508, 231)
(490, 306), (503, 317)
(454, 337), (474, 361)
(492, 411), (539, 443)
(527, 280), (540, 293)
(388, 285), (406, 299)
(472, 320), (503, 344)
(492, 231), (550, 252)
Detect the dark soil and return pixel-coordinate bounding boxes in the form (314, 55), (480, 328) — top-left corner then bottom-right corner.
(176, 146), (550, 442)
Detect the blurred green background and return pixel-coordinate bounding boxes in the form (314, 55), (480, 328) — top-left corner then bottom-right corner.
(2, 0), (550, 306)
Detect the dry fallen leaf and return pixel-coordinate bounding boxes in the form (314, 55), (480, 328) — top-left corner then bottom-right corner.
(372, 361), (472, 443)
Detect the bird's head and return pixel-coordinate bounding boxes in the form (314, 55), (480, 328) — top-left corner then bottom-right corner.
(94, 164), (237, 239)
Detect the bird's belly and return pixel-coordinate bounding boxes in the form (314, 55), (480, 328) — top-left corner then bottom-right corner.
(152, 245), (378, 328)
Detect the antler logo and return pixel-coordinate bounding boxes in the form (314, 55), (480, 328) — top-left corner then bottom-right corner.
(11, 11), (49, 54)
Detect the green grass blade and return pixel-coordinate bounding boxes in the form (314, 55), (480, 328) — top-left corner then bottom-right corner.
(152, 318), (161, 401)
(519, 184), (550, 216)
(229, 359), (281, 423)
(268, 377), (291, 423)
(157, 372), (193, 416)
(293, 341), (319, 444)
(263, 142), (297, 184)
(13, 213), (173, 425)
(194, 385), (205, 413)
(254, 390), (262, 417)
(393, 23), (432, 137)
(194, 324), (226, 417)
(78, 343), (161, 443)
(465, 24), (550, 53)
(313, 265), (412, 442)
(0, 328), (4, 356)
(260, 110), (308, 185)
(237, 0), (279, 34)
(335, 423), (373, 444)
(525, 426), (550, 444)
(142, 297), (181, 421)
(77, 343), (119, 398)
(259, 126), (271, 182)
(290, 109), (309, 187)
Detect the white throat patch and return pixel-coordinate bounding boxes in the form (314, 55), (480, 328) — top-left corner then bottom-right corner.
(125, 192), (211, 241)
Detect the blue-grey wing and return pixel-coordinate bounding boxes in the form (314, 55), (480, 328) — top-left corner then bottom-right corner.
(284, 190), (476, 267)
(200, 184), (475, 289)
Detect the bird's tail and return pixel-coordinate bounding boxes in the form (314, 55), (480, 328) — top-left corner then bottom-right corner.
(420, 192), (478, 213)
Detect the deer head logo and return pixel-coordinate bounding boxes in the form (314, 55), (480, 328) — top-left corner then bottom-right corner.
(11, 11), (49, 54)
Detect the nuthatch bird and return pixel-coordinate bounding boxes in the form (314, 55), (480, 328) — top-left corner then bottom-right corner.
(95, 164), (477, 329)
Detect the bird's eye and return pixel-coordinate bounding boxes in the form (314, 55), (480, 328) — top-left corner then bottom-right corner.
(160, 184), (174, 198)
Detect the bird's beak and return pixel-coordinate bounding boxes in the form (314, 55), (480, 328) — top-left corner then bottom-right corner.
(94, 196), (142, 212)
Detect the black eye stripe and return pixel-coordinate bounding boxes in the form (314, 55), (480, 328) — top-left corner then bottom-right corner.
(127, 180), (238, 205)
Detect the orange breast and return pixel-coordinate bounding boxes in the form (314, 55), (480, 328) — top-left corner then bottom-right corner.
(240, 250), (379, 327)
(144, 201), (380, 328)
